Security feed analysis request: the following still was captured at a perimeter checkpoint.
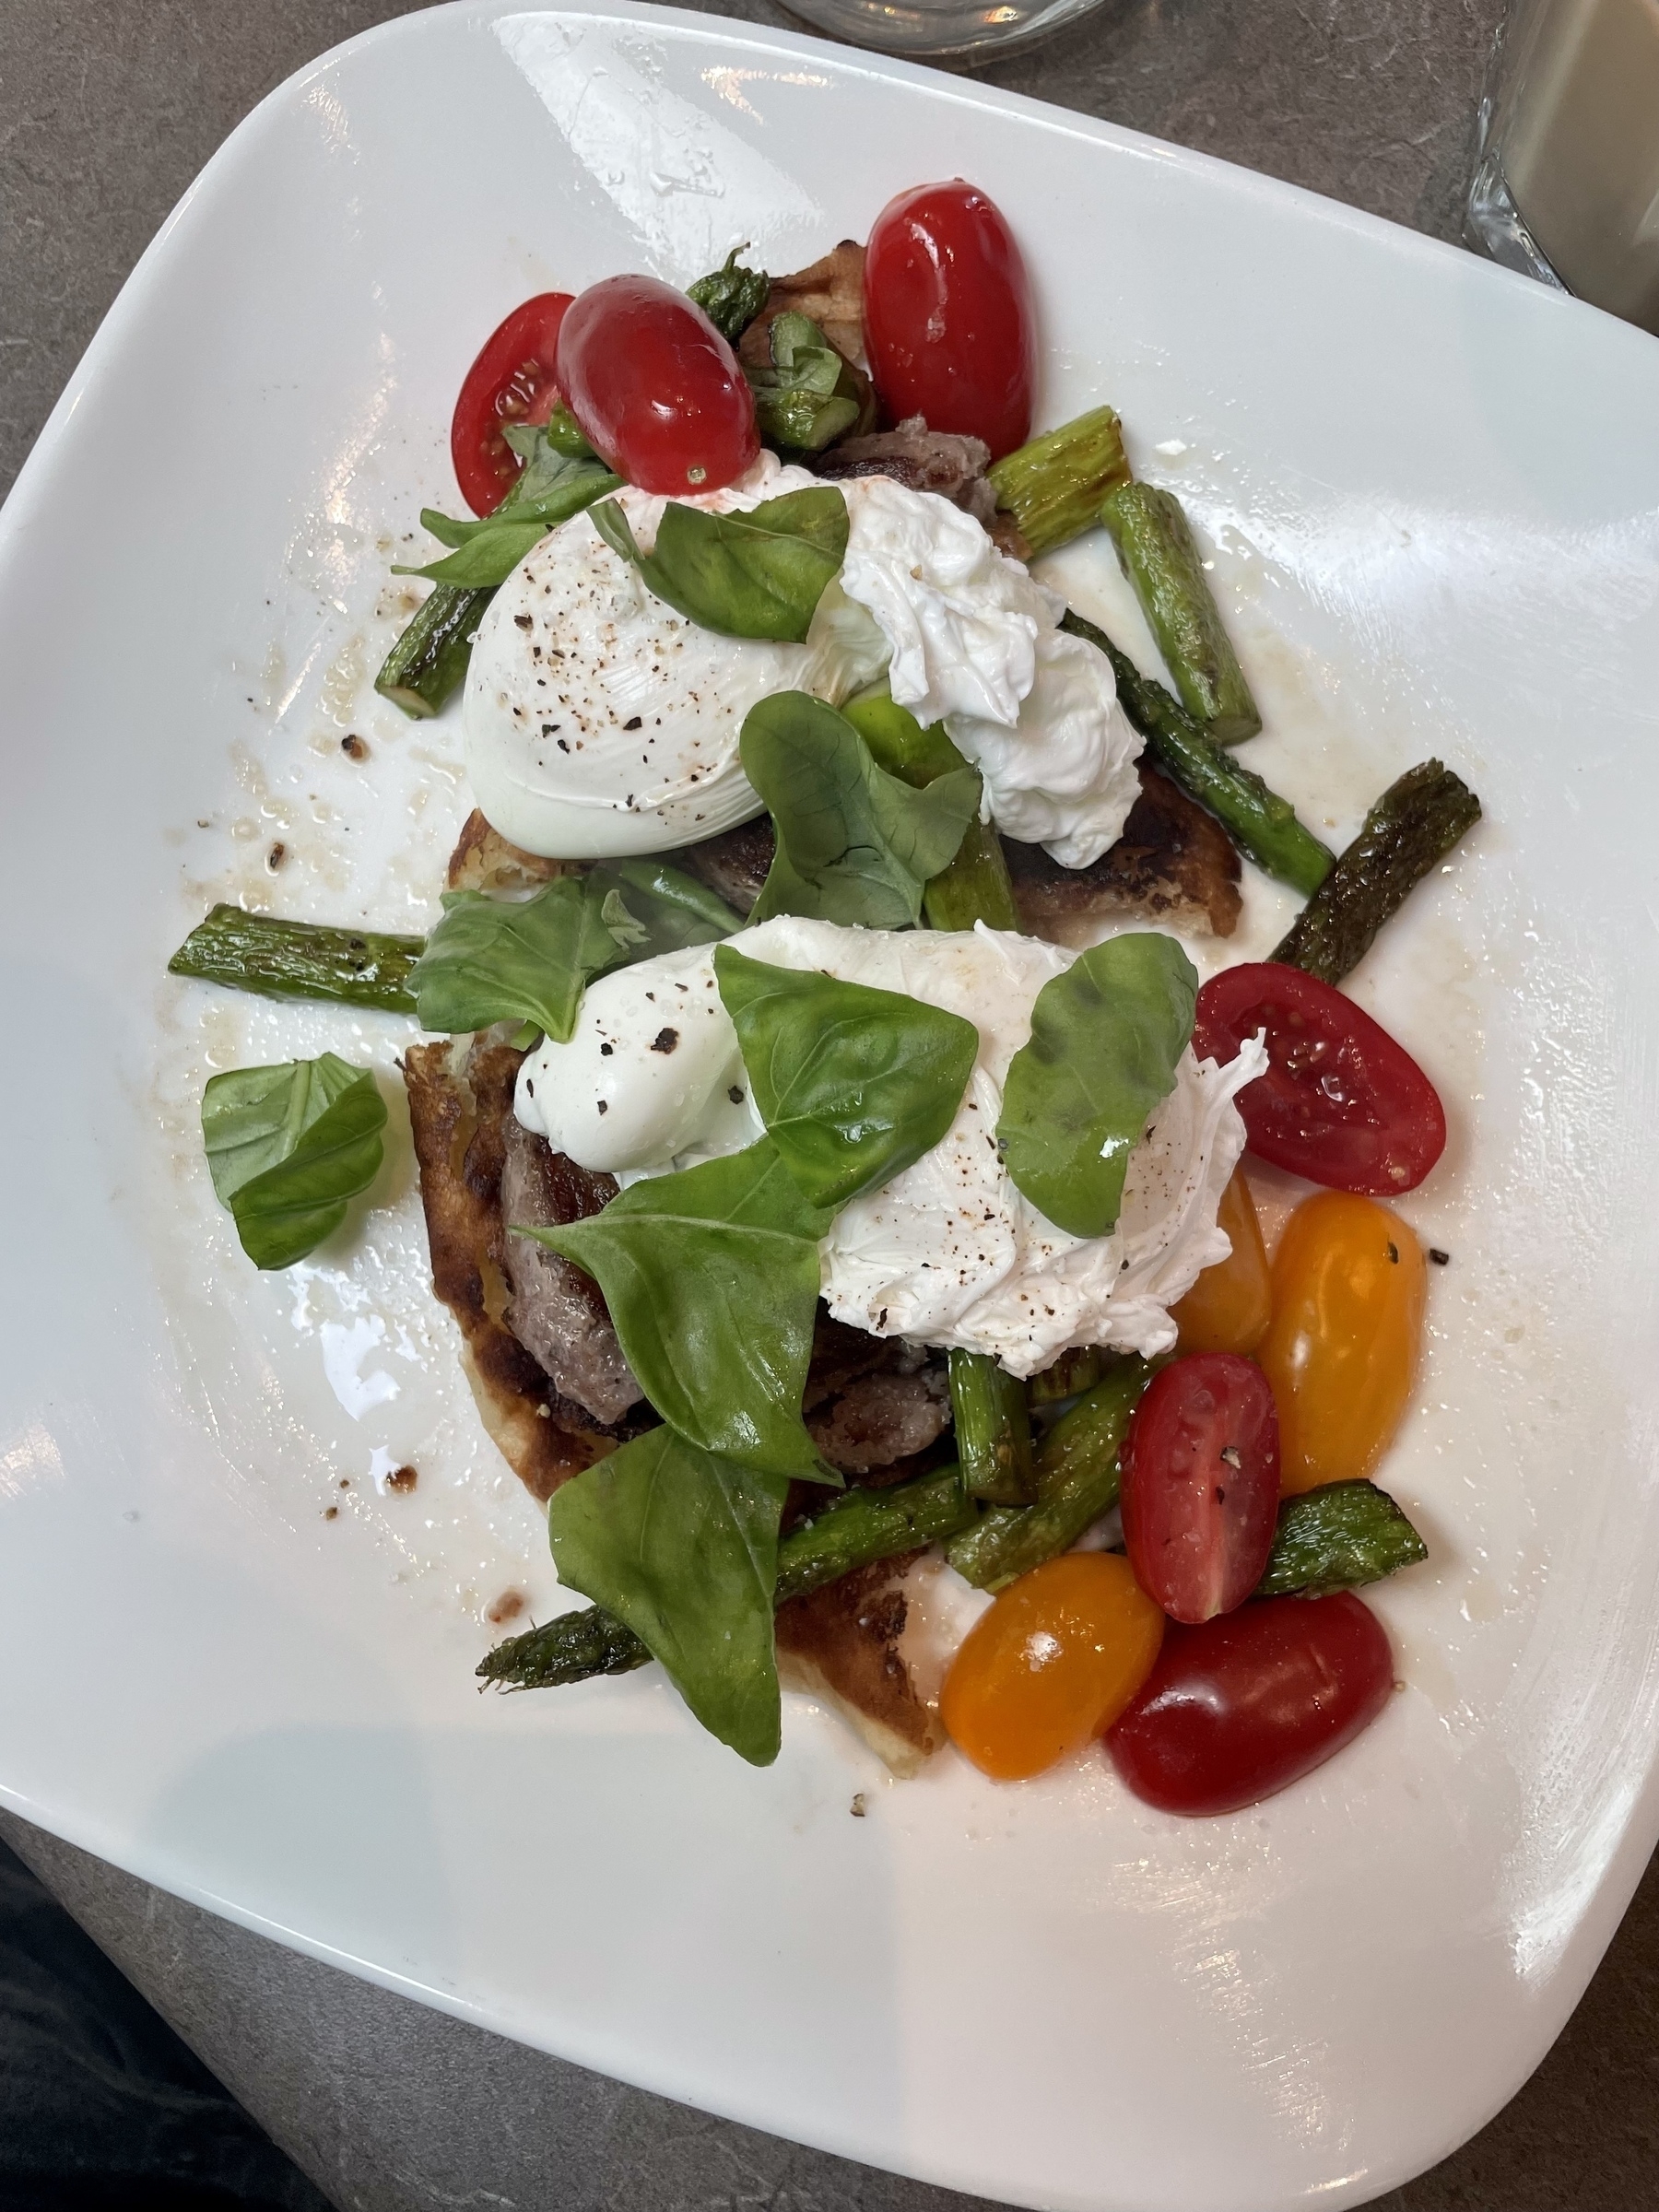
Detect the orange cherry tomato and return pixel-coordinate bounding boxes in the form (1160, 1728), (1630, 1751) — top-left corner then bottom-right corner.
(1257, 1191), (1426, 1495)
(1171, 1167), (1271, 1356)
(941, 1554), (1164, 1782)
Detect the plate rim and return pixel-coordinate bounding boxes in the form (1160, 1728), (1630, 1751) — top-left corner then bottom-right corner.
(4, 9), (1659, 2211)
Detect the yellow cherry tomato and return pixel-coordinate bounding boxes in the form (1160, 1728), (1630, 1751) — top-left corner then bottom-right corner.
(941, 1554), (1165, 1782)
(1258, 1191), (1425, 1496)
(1171, 1167), (1271, 1356)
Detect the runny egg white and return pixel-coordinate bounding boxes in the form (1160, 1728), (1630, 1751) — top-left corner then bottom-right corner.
(514, 916), (1268, 1375)
(462, 456), (1147, 869)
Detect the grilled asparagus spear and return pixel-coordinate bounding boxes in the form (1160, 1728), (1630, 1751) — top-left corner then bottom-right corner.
(987, 406), (1132, 558)
(168, 905), (422, 1013)
(1061, 609), (1333, 897)
(947, 1359), (1151, 1592)
(1256, 1479), (1429, 1598)
(1100, 481), (1262, 744)
(948, 1349), (1037, 1506)
(1271, 760), (1481, 983)
(478, 1463), (976, 1690)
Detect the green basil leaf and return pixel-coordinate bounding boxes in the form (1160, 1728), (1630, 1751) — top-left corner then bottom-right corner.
(586, 858), (743, 955)
(394, 451), (622, 585)
(393, 522), (553, 587)
(741, 691), (981, 929)
(996, 934), (1199, 1240)
(499, 425), (606, 503)
(714, 946), (978, 1210)
(410, 877), (631, 1042)
(202, 1054), (387, 1270)
(415, 507), (487, 550)
(590, 485), (848, 642)
(519, 1135), (835, 1485)
(503, 406), (594, 465)
(547, 1427), (787, 1764)
(412, 865), (737, 1044)
(747, 312), (874, 457)
(687, 248), (771, 345)
(840, 689), (968, 787)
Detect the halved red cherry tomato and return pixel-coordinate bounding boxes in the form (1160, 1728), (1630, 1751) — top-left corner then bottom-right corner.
(556, 275), (759, 496)
(1106, 1592), (1394, 1816)
(1194, 962), (1446, 1194)
(451, 292), (575, 517)
(863, 181), (1036, 460)
(941, 1554), (1164, 1782)
(1120, 1354), (1280, 1624)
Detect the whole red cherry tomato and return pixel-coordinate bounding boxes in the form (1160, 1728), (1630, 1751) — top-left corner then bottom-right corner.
(863, 181), (1036, 460)
(1106, 1592), (1394, 1816)
(556, 276), (759, 496)
(1194, 962), (1446, 1194)
(451, 292), (574, 517)
(1120, 1354), (1280, 1624)
(1110, 1593), (1397, 1814)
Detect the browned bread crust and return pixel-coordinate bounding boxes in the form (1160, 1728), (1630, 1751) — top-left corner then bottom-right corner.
(445, 814), (564, 893)
(1004, 763), (1242, 940)
(403, 1034), (653, 1501)
(775, 1553), (942, 1776)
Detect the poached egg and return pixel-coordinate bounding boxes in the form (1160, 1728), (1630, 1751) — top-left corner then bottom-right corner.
(462, 459), (1144, 870)
(513, 916), (1266, 1374)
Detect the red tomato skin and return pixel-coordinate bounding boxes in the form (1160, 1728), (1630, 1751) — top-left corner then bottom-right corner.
(1194, 962), (1447, 1195)
(556, 276), (759, 496)
(863, 182), (1036, 460)
(1106, 1592), (1394, 1816)
(451, 292), (574, 517)
(1120, 1354), (1280, 1624)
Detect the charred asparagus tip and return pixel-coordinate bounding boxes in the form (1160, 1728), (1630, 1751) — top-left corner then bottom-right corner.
(1270, 759), (1481, 985)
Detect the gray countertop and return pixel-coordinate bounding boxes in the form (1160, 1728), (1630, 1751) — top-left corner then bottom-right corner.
(4, 3), (1656, 2206)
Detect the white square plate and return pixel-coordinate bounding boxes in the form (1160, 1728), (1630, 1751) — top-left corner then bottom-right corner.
(2, 7), (1657, 2207)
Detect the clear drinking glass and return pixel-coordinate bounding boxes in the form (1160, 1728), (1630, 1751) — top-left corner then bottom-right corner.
(1465, 0), (1659, 334)
(778, 0), (1108, 63)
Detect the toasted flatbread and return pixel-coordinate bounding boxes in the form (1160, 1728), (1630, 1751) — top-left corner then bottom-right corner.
(406, 963), (952, 1771)
(445, 814), (563, 894)
(1004, 763), (1242, 940)
(403, 1034), (652, 1502)
(776, 1553), (942, 1777)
